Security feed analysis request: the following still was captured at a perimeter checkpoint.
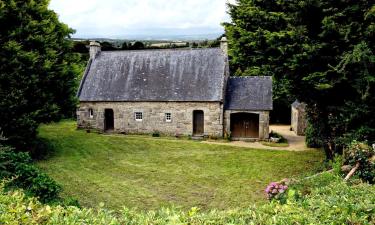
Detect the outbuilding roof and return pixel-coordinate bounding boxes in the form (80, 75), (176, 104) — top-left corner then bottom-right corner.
(292, 100), (306, 109)
(78, 48), (227, 102)
(225, 76), (273, 111)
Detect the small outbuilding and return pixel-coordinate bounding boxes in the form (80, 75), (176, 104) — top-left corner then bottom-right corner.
(291, 100), (307, 136)
(224, 77), (273, 140)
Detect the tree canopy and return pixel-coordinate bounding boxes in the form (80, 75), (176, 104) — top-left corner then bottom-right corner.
(130, 41), (145, 50)
(0, 0), (80, 150)
(225, 0), (374, 158)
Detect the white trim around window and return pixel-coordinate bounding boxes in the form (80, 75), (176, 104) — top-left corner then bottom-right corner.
(165, 113), (172, 122)
(89, 108), (94, 118)
(135, 112), (143, 121)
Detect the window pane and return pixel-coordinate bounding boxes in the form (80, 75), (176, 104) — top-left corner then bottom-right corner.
(89, 108), (94, 118)
(165, 113), (171, 122)
(135, 112), (143, 120)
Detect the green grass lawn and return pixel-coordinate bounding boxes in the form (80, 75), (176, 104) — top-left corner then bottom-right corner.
(37, 121), (324, 211)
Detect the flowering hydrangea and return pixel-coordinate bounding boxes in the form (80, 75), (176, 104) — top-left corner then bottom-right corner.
(265, 181), (288, 200)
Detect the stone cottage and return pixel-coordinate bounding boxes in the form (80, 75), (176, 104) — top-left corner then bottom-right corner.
(77, 38), (273, 139)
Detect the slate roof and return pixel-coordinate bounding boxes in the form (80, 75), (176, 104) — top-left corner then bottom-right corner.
(78, 48), (227, 102)
(225, 76), (273, 110)
(292, 100), (306, 109)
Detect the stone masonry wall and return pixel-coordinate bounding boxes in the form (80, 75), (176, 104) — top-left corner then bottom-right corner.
(223, 110), (270, 140)
(77, 102), (224, 137)
(291, 104), (307, 136)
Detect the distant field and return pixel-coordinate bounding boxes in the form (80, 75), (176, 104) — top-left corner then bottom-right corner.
(150, 42), (188, 47)
(37, 121), (324, 211)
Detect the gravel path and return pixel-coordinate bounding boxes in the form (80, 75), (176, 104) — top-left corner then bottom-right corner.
(203, 125), (317, 151)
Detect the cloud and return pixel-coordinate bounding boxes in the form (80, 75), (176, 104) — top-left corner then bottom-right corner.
(49, 0), (234, 38)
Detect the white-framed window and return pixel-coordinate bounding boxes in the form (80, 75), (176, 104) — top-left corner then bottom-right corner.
(165, 113), (172, 122)
(135, 112), (143, 121)
(89, 108), (94, 118)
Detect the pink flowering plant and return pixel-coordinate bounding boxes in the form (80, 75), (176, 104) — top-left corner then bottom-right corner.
(265, 180), (288, 202)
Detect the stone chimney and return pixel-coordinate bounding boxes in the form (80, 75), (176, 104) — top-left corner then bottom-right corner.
(220, 37), (228, 55)
(89, 41), (101, 59)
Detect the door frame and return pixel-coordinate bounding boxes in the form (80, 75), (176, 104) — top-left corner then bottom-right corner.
(230, 112), (259, 138)
(104, 108), (114, 131)
(192, 110), (204, 136)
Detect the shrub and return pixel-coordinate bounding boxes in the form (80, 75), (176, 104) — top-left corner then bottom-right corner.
(344, 141), (375, 183)
(269, 131), (287, 143)
(331, 154), (344, 175)
(305, 121), (323, 148)
(264, 180), (288, 202)
(28, 173), (61, 203)
(29, 138), (56, 160)
(0, 175), (374, 224)
(152, 131), (161, 137)
(0, 146), (61, 203)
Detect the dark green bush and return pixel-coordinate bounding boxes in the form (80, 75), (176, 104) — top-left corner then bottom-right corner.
(0, 146), (61, 203)
(61, 197), (81, 208)
(28, 173), (61, 203)
(269, 131), (287, 143)
(344, 141), (375, 183)
(29, 138), (56, 160)
(152, 131), (161, 137)
(305, 121), (323, 148)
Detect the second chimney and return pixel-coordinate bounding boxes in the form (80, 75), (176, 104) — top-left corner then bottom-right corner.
(220, 37), (228, 55)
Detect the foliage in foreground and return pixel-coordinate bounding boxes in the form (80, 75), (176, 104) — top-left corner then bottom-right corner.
(0, 144), (61, 203)
(344, 141), (375, 183)
(1, 173), (374, 224)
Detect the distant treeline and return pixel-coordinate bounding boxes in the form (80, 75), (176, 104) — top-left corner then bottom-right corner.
(72, 38), (223, 54)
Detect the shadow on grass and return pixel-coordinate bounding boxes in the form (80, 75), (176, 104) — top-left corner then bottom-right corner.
(30, 137), (58, 161)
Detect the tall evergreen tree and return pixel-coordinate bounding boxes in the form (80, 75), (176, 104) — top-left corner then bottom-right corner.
(0, 0), (80, 150)
(225, 0), (374, 159)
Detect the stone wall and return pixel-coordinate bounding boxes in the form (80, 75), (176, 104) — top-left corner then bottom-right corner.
(291, 102), (307, 136)
(223, 110), (270, 140)
(77, 101), (224, 137)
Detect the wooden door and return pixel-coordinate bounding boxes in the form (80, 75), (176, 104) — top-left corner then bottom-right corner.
(193, 110), (204, 135)
(230, 113), (259, 138)
(104, 109), (114, 131)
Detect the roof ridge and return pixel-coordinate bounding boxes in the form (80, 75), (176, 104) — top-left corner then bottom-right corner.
(229, 76), (272, 79)
(100, 47), (221, 54)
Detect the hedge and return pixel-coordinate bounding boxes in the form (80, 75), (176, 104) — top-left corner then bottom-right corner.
(1, 173), (374, 224)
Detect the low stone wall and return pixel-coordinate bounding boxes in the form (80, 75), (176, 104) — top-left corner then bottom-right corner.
(77, 101), (224, 137)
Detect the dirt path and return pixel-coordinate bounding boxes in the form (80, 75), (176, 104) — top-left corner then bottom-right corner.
(203, 125), (317, 151)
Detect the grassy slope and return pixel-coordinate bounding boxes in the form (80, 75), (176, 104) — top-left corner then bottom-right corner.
(37, 121), (324, 211)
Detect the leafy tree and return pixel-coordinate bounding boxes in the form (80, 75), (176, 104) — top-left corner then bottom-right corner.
(0, 0), (80, 150)
(100, 41), (116, 51)
(225, 0), (374, 159)
(224, 0), (297, 124)
(121, 41), (128, 50)
(72, 41), (89, 54)
(130, 41), (145, 50)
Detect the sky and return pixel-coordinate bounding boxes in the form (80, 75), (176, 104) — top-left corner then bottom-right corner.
(49, 0), (235, 39)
